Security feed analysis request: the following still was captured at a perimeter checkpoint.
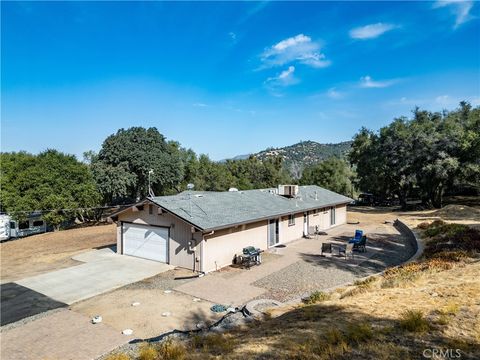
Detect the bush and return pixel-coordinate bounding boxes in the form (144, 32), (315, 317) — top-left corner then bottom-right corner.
(424, 223), (480, 256)
(138, 343), (158, 360)
(157, 339), (187, 360)
(398, 310), (430, 333)
(303, 290), (331, 304)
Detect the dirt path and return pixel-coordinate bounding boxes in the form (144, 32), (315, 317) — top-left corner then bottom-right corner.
(0, 224), (116, 283)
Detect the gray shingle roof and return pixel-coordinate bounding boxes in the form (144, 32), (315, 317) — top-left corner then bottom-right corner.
(149, 185), (352, 231)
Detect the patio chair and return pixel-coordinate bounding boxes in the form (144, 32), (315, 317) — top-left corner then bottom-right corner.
(321, 242), (332, 255)
(353, 235), (367, 252)
(349, 230), (363, 243)
(339, 243), (354, 260)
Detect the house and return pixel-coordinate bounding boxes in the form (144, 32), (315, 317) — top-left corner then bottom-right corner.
(110, 185), (352, 273)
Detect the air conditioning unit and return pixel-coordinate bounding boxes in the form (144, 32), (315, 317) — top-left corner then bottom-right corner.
(278, 185), (299, 198)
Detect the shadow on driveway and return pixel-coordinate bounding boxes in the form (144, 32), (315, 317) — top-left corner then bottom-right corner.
(0, 282), (67, 326)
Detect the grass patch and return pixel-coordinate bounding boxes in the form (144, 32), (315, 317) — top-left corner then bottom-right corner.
(345, 322), (374, 343)
(341, 276), (378, 298)
(303, 290), (331, 304)
(190, 333), (236, 355)
(398, 310), (430, 333)
(135, 340), (187, 360)
(105, 354), (131, 360)
(138, 343), (158, 360)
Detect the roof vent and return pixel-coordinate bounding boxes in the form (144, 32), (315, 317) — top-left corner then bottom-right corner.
(228, 187), (239, 192)
(194, 194), (204, 198)
(278, 185), (299, 198)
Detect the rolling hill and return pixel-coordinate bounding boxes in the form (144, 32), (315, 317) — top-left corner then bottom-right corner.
(224, 140), (353, 178)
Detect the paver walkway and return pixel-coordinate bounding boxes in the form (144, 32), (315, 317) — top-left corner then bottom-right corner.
(0, 309), (131, 360)
(175, 222), (410, 306)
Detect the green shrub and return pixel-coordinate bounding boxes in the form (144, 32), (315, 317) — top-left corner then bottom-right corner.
(398, 310), (430, 333)
(303, 290), (331, 304)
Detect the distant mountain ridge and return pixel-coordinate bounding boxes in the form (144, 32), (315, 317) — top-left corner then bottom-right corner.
(224, 140), (353, 178)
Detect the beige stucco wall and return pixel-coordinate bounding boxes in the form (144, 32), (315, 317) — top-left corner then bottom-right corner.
(335, 204), (347, 226)
(115, 201), (349, 273)
(280, 212), (304, 243)
(116, 204), (201, 271)
(203, 220), (268, 273)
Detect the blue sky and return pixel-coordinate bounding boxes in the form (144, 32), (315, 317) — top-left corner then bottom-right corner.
(2, 1), (479, 160)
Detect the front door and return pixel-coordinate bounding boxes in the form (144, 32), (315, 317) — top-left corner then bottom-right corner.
(268, 219), (279, 247)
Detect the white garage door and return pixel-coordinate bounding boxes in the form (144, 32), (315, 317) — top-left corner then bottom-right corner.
(122, 223), (168, 263)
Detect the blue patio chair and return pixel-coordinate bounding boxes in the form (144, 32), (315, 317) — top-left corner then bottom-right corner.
(349, 230), (363, 244)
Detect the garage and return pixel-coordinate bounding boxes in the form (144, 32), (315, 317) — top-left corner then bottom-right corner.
(122, 223), (169, 263)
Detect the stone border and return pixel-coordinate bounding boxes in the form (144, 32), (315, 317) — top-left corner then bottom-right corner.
(393, 218), (424, 263)
(244, 299), (282, 318)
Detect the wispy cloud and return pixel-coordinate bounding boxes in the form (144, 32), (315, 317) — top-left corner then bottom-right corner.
(433, 1), (475, 28)
(327, 87), (344, 99)
(349, 23), (397, 40)
(260, 34), (331, 69)
(228, 32), (237, 41)
(265, 66), (298, 87)
(360, 75), (397, 88)
(193, 102), (208, 107)
(435, 94), (454, 105)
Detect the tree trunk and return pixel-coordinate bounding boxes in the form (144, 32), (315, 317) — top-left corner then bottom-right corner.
(431, 185), (443, 209)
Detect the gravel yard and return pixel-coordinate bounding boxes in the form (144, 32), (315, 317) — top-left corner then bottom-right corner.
(251, 216), (416, 302)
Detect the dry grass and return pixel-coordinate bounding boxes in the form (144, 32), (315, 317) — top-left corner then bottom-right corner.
(398, 310), (430, 333)
(0, 224), (116, 282)
(105, 354), (131, 360)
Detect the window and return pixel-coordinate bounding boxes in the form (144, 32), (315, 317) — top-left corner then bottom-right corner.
(288, 214), (295, 226)
(149, 204), (153, 215)
(32, 220), (44, 227)
(19, 221), (29, 230)
(313, 209), (319, 216)
(330, 207), (336, 225)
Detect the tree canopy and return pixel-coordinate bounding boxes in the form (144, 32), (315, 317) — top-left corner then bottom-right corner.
(88, 127), (183, 203)
(0, 150), (100, 228)
(349, 102), (480, 208)
(300, 157), (355, 197)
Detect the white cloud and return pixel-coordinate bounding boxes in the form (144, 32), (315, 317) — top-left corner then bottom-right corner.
(228, 32), (237, 40)
(435, 94), (454, 105)
(193, 103), (208, 107)
(327, 87), (344, 99)
(265, 66), (298, 87)
(434, 1), (475, 28)
(260, 34), (331, 69)
(360, 75), (397, 88)
(349, 23), (397, 39)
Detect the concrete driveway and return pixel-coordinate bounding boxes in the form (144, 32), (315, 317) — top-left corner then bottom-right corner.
(16, 248), (172, 305)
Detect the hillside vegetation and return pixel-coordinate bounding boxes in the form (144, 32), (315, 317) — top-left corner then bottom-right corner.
(106, 221), (480, 360)
(253, 140), (352, 178)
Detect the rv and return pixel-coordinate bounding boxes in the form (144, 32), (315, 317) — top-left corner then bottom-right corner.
(0, 212), (47, 241)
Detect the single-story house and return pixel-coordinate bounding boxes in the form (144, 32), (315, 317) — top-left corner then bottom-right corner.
(110, 185), (352, 273)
